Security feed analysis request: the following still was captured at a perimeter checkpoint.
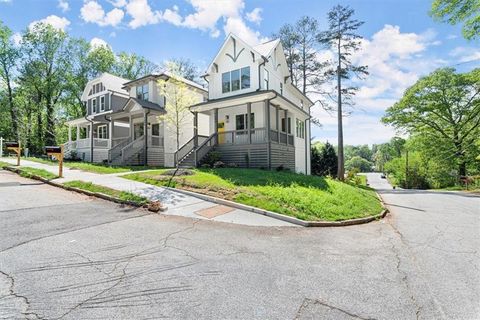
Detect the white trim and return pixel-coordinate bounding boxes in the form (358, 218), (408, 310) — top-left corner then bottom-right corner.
(97, 124), (107, 139)
(100, 96), (105, 112)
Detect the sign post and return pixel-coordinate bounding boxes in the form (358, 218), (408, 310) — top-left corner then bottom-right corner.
(6, 141), (21, 166)
(0, 137), (3, 158)
(45, 145), (64, 177)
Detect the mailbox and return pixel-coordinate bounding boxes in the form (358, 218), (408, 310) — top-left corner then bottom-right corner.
(45, 146), (62, 153)
(6, 142), (19, 148)
(45, 145), (64, 178)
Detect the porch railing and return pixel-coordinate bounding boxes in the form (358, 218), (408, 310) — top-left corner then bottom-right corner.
(270, 130), (294, 147)
(109, 137), (130, 162)
(174, 137), (195, 166)
(151, 136), (164, 147)
(195, 133), (217, 165)
(217, 128), (267, 145)
(122, 135), (144, 162)
(74, 138), (111, 149)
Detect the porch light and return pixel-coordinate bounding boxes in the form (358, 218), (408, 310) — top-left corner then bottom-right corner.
(225, 115), (230, 123)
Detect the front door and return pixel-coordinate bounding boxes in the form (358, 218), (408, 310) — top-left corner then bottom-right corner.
(218, 121), (225, 144)
(134, 123), (144, 140)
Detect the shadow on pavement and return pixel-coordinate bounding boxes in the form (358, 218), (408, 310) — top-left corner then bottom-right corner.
(377, 189), (480, 198)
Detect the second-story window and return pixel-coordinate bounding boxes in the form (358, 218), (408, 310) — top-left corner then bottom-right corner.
(100, 96), (105, 112)
(222, 67), (250, 93)
(280, 82), (283, 95)
(264, 68), (269, 90)
(92, 99), (97, 113)
(136, 84), (149, 101)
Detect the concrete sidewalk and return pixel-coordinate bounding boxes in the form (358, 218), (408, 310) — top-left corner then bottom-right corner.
(0, 157), (295, 227)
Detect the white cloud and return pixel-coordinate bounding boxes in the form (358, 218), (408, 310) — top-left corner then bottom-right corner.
(246, 8), (262, 24)
(109, 31), (116, 37)
(0, 0), (12, 3)
(446, 34), (458, 40)
(449, 46), (480, 63)
(108, 0), (127, 7)
(29, 15), (71, 31)
(11, 32), (22, 46)
(80, 0), (124, 27)
(162, 6), (182, 26)
(58, 0), (69, 12)
(90, 37), (110, 49)
(223, 16), (262, 45)
(125, 0), (162, 28)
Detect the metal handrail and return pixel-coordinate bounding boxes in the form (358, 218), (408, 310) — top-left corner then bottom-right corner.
(108, 137), (130, 162)
(174, 136), (195, 165)
(121, 135), (144, 162)
(194, 133), (218, 166)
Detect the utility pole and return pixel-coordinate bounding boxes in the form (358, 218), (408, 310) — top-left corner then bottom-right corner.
(405, 150), (409, 189)
(0, 137), (3, 158)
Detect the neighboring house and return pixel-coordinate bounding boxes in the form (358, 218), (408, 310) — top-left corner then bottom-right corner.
(187, 34), (312, 174)
(65, 72), (208, 166)
(65, 34), (312, 174)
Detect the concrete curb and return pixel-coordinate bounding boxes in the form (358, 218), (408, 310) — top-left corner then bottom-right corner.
(166, 186), (388, 227)
(4, 166), (149, 209)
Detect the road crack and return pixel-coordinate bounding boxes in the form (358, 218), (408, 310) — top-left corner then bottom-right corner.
(294, 298), (377, 320)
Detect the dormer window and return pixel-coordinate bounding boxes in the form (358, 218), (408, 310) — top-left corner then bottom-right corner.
(222, 67), (250, 93)
(136, 84), (149, 101)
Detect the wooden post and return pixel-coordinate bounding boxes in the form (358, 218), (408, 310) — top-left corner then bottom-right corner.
(17, 141), (21, 166)
(247, 103), (252, 144)
(59, 145), (64, 177)
(76, 124), (80, 141)
(68, 126), (72, 142)
(0, 137), (3, 158)
(284, 109), (288, 145)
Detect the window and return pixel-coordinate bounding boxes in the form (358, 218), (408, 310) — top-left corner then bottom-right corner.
(264, 68), (269, 89)
(301, 100), (304, 108)
(231, 69), (240, 91)
(136, 84), (149, 101)
(281, 117), (291, 134)
(235, 113), (255, 131)
(97, 125), (107, 139)
(152, 123), (160, 136)
(222, 72), (230, 93)
(280, 82), (283, 95)
(100, 96), (105, 112)
(296, 119), (305, 139)
(222, 67), (250, 93)
(241, 67), (250, 89)
(92, 99), (97, 113)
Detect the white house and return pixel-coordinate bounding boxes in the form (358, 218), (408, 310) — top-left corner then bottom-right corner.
(65, 34), (312, 174)
(189, 34), (312, 174)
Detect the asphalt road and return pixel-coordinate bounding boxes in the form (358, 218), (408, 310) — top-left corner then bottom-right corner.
(0, 170), (478, 320)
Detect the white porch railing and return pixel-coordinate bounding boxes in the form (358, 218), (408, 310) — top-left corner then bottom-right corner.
(122, 135), (144, 162)
(72, 138), (111, 149)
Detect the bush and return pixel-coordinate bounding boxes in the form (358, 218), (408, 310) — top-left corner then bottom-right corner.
(311, 142), (338, 177)
(202, 151), (221, 167)
(346, 168), (360, 182)
(345, 156), (373, 172)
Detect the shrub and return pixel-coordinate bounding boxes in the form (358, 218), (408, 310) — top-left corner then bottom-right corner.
(213, 161), (225, 168)
(203, 151), (221, 167)
(227, 162), (238, 168)
(346, 168), (360, 182)
(276, 165), (285, 171)
(345, 156), (373, 172)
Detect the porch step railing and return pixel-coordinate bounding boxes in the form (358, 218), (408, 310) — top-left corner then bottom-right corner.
(108, 137), (130, 163)
(195, 133), (218, 166)
(122, 135), (144, 163)
(174, 137), (195, 166)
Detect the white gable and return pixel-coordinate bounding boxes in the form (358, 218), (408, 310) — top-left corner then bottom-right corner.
(81, 72), (130, 101)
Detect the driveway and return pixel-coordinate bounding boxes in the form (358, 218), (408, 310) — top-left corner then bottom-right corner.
(0, 170), (478, 319)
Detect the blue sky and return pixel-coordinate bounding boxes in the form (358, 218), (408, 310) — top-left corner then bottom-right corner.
(1, 0), (479, 145)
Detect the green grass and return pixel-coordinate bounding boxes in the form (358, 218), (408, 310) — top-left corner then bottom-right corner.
(18, 167), (58, 180)
(0, 161), (11, 168)
(123, 168), (383, 221)
(25, 156), (163, 174)
(64, 180), (149, 205)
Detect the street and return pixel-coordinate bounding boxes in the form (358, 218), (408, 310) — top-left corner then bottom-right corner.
(0, 170), (479, 319)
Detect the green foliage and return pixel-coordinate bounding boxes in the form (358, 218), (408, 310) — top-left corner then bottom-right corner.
(124, 168), (383, 221)
(430, 0), (480, 40)
(344, 145), (373, 162)
(311, 142), (338, 177)
(64, 180), (148, 205)
(383, 68), (480, 178)
(201, 151), (221, 167)
(345, 156), (373, 172)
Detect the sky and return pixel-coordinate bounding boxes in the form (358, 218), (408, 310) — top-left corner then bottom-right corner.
(0, 0), (479, 146)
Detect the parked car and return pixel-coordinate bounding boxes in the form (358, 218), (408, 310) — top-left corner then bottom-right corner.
(380, 173), (386, 179)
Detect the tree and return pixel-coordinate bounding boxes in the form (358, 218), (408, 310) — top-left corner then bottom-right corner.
(157, 71), (200, 151)
(311, 142), (338, 176)
(430, 0), (480, 40)
(345, 156), (373, 172)
(272, 24), (300, 86)
(383, 68), (480, 177)
(113, 52), (158, 80)
(0, 21), (20, 140)
(163, 58), (199, 81)
(318, 5), (368, 180)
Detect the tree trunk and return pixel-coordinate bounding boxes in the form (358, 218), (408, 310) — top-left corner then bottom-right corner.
(4, 73), (18, 141)
(336, 38), (344, 181)
(45, 99), (56, 146)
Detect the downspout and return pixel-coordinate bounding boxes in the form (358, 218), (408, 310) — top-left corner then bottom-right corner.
(104, 115), (112, 162)
(85, 116), (94, 163)
(257, 56), (268, 91)
(266, 91), (278, 170)
(144, 110), (150, 166)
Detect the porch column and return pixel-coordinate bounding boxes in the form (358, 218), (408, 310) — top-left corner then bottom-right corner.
(214, 108), (218, 144)
(76, 124), (80, 141)
(68, 125), (72, 142)
(276, 106), (280, 143)
(247, 103), (252, 144)
(144, 111), (148, 166)
(264, 99), (271, 170)
(193, 112), (198, 147)
(89, 123), (93, 163)
(109, 120), (113, 148)
(284, 109), (288, 145)
(129, 115), (133, 141)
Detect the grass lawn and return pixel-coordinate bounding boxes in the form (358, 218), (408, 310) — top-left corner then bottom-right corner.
(25, 157), (162, 174)
(0, 161), (10, 168)
(18, 167), (58, 180)
(64, 180), (149, 206)
(123, 168), (383, 221)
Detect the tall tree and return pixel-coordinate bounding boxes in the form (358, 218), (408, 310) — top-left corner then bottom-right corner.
(22, 22), (72, 146)
(383, 68), (480, 177)
(0, 21), (20, 140)
(272, 23), (300, 86)
(430, 0), (480, 40)
(318, 5), (368, 180)
(163, 58), (199, 81)
(311, 142), (338, 177)
(113, 52), (157, 80)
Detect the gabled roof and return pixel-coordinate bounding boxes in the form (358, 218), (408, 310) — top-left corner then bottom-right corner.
(253, 39), (280, 58)
(81, 72), (130, 101)
(122, 72), (207, 93)
(123, 97), (166, 113)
